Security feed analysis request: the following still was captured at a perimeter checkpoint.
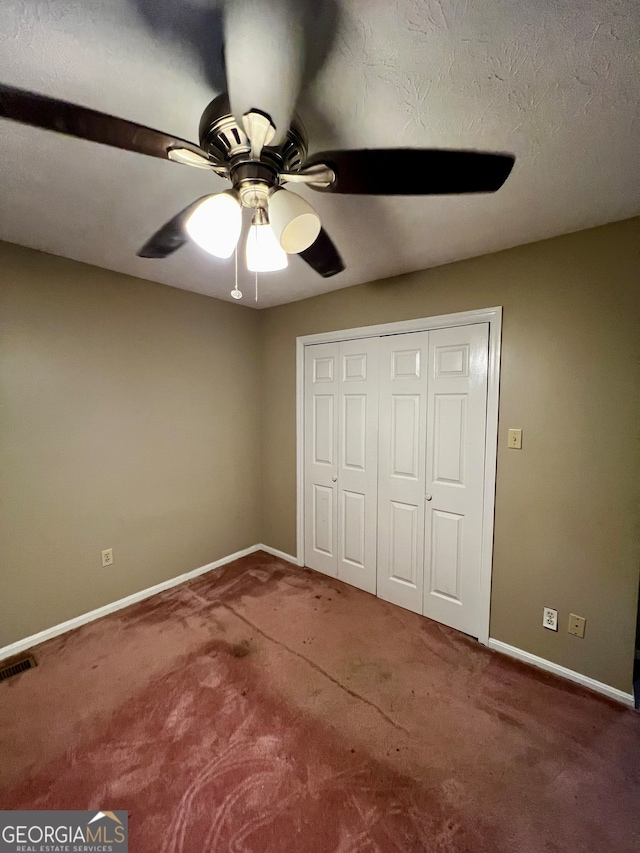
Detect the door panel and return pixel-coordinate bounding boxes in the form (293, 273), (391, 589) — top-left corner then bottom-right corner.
(429, 509), (463, 602)
(305, 343), (339, 576)
(392, 348), (422, 379)
(423, 324), (489, 635)
(343, 395), (366, 469)
(391, 395), (420, 478)
(312, 395), (334, 465)
(341, 490), (365, 567)
(389, 501), (419, 585)
(312, 485), (334, 556)
(313, 355), (335, 382)
(336, 337), (378, 593)
(377, 331), (430, 613)
(433, 394), (467, 483)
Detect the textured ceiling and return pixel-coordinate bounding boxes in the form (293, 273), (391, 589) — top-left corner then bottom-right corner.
(0, 0), (638, 308)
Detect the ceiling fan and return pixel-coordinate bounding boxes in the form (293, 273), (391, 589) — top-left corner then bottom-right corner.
(0, 32), (515, 294)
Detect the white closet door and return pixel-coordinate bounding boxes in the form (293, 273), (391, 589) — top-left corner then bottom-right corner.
(376, 332), (430, 613)
(336, 338), (379, 593)
(304, 343), (339, 576)
(423, 323), (489, 636)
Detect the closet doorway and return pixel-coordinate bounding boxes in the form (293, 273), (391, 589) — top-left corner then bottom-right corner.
(296, 308), (501, 645)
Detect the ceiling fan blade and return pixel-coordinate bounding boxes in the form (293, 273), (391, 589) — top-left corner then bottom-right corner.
(137, 196), (214, 259)
(224, 0), (304, 144)
(0, 83), (210, 164)
(298, 228), (345, 277)
(303, 149), (515, 195)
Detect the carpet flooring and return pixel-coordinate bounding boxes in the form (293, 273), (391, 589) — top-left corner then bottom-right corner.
(1, 551), (639, 852)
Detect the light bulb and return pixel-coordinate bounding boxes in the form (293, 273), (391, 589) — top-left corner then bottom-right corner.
(268, 188), (321, 253)
(245, 209), (288, 272)
(185, 191), (242, 258)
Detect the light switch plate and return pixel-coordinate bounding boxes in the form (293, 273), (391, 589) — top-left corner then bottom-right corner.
(508, 428), (522, 449)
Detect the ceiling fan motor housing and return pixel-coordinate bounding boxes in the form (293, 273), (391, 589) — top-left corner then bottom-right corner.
(231, 161), (278, 209)
(198, 93), (308, 208)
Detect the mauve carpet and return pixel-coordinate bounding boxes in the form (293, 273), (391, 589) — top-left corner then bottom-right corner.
(1, 551), (639, 852)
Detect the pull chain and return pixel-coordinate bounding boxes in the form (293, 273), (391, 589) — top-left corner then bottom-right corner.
(231, 243), (242, 300)
(255, 269), (259, 303)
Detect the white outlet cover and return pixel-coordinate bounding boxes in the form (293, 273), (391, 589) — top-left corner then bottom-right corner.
(543, 607), (558, 631)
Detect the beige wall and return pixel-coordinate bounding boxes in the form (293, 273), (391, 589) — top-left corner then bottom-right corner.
(0, 242), (261, 646)
(259, 218), (640, 693)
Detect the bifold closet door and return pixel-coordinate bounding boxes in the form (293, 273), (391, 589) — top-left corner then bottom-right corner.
(304, 339), (379, 593)
(335, 338), (379, 593)
(423, 323), (489, 637)
(305, 325), (490, 636)
(304, 342), (339, 576)
(376, 332), (431, 613)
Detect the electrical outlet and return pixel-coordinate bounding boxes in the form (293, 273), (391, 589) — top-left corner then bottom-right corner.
(543, 607), (558, 631)
(101, 548), (113, 567)
(507, 429), (522, 449)
(568, 614), (586, 638)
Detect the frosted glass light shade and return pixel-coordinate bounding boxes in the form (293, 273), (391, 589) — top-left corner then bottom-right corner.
(185, 192), (242, 258)
(268, 188), (321, 253)
(245, 221), (288, 272)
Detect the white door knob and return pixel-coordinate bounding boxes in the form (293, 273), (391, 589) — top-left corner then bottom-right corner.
(425, 494), (432, 501)
(332, 477), (337, 482)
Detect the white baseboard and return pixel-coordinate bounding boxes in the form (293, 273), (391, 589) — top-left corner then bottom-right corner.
(0, 544), (262, 661)
(257, 543), (300, 565)
(488, 638), (635, 707)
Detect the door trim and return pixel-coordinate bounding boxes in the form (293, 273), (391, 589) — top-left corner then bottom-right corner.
(296, 307), (502, 646)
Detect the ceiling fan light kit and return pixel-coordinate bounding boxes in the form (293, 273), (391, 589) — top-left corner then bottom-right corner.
(184, 191), (242, 258)
(268, 187), (321, 254)
(246, 207), (288, 272)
